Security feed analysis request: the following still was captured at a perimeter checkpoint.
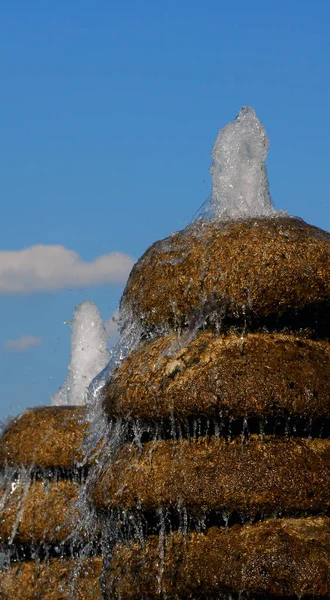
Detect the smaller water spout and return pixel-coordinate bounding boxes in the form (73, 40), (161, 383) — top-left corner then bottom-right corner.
(52, 301), (109, 406)
(210, 106), (276, 220)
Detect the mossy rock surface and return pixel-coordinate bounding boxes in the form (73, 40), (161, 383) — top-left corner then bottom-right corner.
(92, 435), (330, 515)
(0, 406), (88, 468)
(104, 332), (330, 422)
(0, 479), (80, 544)
(106, 517), (330, 599)
(0, 557), (103, 599)
(121, 217), (330, 333)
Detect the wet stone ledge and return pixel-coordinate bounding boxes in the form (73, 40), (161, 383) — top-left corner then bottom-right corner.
(0, 556), (103, 600)
(103, 332), (330, 424)
(121, 217), (330, 334)
(106, 516), (330, 600)
(0, 479), (81, 545)
(0, 406), (89, 469)
(90, 435), (330, 517)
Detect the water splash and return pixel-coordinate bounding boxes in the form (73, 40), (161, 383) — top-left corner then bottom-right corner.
(83, 307), (144, 458)
(210, 106), (276, 220)
(52, 301), (109, 406)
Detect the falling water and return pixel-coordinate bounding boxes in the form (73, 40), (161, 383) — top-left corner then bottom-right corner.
(2, 106), (328, 600)
(57, 107), (282, 589)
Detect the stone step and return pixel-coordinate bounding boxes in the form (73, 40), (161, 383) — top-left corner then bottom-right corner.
(121, 216), (330, 334)
(0, 556), (103, 599)
(106, 516), (330, 599)
(0, 479), (81, 545)
(104, 331), (330, 423)
(91, 435), (330, 517)
(0, 406), (88, 469)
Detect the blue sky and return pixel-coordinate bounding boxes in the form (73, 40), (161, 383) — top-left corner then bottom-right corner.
(1, 0), (330, 421)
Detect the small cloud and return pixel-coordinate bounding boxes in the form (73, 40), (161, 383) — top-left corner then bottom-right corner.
(4, 335), (43, 352)
(0, 245), (134, 294)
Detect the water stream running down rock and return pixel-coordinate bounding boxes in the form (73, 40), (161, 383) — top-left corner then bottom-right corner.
(1, 106), (330, 599)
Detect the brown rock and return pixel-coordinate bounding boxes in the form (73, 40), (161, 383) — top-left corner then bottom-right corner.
(92, 436), (330, 516)
(0, 557), (103, 599)
(104, 331), (330, 422)
(0, 406), (88, 468)
(0, 480), (80, 544)
(121, 217), (330, 332)
(106, 517), (330, 599)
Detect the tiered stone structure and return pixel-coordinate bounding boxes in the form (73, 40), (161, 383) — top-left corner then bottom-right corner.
(1, 215), (330, 599)
(95, 216), (330, 598)
(0, 406), (102, 599)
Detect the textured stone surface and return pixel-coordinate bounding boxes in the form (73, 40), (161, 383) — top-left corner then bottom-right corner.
(0, 557), (103, 599)
(3, 217), (330, 599)
(104, 332), (330, 422)
(107, 517), (330, 599)
(121, 217), (330, 333)
(0, 406), (88, 468)
(0, 479), (80, 544)
(92, 435), (330, 515)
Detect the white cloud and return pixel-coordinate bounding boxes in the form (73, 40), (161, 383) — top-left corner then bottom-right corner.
(0, 245), (134, 294)
(4, 335), (43, 352)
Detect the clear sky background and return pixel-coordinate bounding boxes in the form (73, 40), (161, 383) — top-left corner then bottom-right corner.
(1, 0), (330, 422)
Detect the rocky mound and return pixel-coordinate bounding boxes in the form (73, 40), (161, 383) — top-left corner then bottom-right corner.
(3, 214), (330, 599)
(121, 217), (330, 334)
(0, 406), (95, 597)
(93, 216), (330, 598)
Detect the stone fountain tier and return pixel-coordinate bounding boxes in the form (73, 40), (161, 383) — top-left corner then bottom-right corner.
(91, 436), (330, 517)
(0, 406), (93, 549)
(0, 406), (99, 598)
(97, 324), (330, 597)
(107, 517), (330, 599)
(0, 557), (103, 599)
(103, 331), (330, 423)
(121, 217), (330, 334)
(0, 479), (80, 545)
(0, 406), (89, 468)
(3, 211), (330, 598)
(95, 215), (330, 599)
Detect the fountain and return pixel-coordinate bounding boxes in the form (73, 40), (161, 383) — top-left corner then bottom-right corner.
(0, 302), (107, 597)
(1, 107), (330, 599)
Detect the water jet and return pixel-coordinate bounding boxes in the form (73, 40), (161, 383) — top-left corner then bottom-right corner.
(1, 106), (330, 599)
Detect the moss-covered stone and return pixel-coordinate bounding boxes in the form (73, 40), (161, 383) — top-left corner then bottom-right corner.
(106, 517), (330, 599)
(0, 557), (103, 599)
(0, 406), (88, 468)
(104, 332), (330, 422)
(121, 217), (330, 333)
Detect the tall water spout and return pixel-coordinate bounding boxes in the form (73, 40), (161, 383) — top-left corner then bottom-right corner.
(210, 106), (276, 220)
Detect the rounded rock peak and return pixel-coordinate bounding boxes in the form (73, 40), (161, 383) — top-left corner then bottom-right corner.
(121, 216), (330, 335)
